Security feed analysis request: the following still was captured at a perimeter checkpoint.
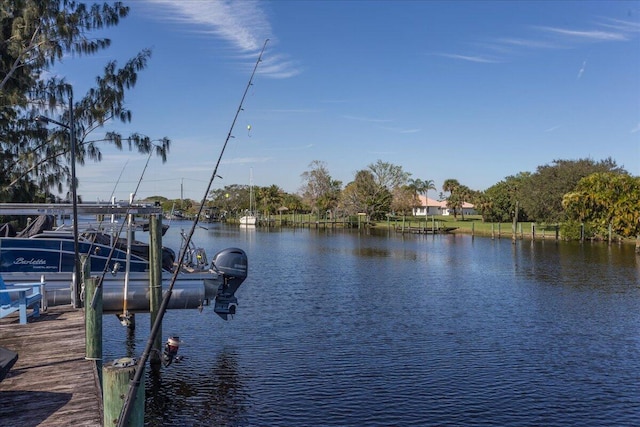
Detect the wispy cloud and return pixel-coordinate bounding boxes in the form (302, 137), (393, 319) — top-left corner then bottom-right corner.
(494, 37), (559, 50)
(631, 123), (640, 134)
(597, 17), (640, 33)
(544, 125), (561, 133)
(439, 17), (638, 65)
(536, 26), (629, 41)
(342, 115), (393, 123)
(577, 59), (587, 79)
(435, 53), (500, 63)
(144, 0), (300, 78)
(263, 108), (321, 114)
(145, 0), (269, 50)
(379, 126), (421, 134)
(258, 53), (301, 79)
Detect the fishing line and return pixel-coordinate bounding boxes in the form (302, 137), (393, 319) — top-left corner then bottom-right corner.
(116, 39), (270, 427)
(109, 160), (129, 202)
(89, 148), (155, 310)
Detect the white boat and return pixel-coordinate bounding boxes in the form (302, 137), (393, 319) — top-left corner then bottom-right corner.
(239, 168), (257, 226)
(239, 215), (256, 226)
(0, 203), (247, 319)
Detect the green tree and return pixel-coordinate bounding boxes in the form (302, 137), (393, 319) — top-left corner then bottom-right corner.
(368, 159), (410, 191)
(341, 169), (392, 220)
(300, 160), (342, 215)
(0, 1), (169, 202)
(562, 172), (640, 239)
(391, 185), (416, 216)
(442, 178), (461, 219)
(478, 173), (530, 222)
(281, 192), (304, 212)
(519, 158), (624, 223)
(209, 184), (250, 214)
(256, 184), (284, 216)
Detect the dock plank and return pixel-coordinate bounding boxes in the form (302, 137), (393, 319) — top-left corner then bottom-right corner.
(0, 306), (102, 427)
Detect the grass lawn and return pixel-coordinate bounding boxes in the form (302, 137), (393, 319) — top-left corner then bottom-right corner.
(378, 215), (564, 239)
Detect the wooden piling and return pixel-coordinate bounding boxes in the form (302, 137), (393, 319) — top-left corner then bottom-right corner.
(82, 255), (102, 363)
(103, 359), (144, 427)
(512, 201), (519, 244)
(148, 214), (163, 366)
(85, 276), (102, 362)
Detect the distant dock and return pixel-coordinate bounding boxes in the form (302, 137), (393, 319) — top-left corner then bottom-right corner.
(395, 226), (458, 234)
(0, 306), (102, 426)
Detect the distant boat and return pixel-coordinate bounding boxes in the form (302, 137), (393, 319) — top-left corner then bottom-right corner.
(165, 202), (187, 221)
(239, 169), (257, 226)
(204, 207), (225, 223)
(239, 214), (256, 226)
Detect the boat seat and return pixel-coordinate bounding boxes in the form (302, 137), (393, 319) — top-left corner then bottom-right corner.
(0, 275), (43, 325)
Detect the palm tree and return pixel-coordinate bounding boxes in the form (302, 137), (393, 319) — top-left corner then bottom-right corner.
(408, 178), (436, 216)
(442, 179), (461, 219)
(256, 185), (284, 216)
(457, 185), (472, 221)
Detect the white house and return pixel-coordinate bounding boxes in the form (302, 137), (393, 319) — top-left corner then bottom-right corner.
(412, 195), (476, 217)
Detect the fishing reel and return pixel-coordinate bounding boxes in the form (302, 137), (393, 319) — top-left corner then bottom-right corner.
(186, 247), (208, 270)
(162, 336), (183, 367)
(210, 248), (248, 320)
(111, 262), (121, 276)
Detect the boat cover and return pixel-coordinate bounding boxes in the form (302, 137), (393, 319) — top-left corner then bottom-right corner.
(0, 223), (16, 237)
(16, 215), (55, 238)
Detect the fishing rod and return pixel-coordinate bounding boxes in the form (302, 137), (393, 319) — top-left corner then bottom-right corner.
(109, 160), (129, 202)
(79, 159), (127, 304)
(80, 159), (127, 261)
(116, 38), (269, 427)
(89, 148), (155, 311)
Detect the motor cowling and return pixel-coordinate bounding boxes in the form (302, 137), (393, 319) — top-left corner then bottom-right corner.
(211, 248), (247, 320)
(211, 247), (248, 280)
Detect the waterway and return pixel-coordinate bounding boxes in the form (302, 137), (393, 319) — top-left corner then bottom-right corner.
(103, 222), (640, 426)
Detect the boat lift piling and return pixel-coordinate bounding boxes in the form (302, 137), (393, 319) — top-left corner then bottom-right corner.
(100, 214), (164, 425)
(148, 214), (163, 366)
(83, 256), (100, 362)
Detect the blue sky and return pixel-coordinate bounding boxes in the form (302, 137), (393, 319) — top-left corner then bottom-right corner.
(52, 0), (640, 202)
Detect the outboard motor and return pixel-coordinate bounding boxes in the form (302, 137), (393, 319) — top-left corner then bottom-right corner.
(211, 248), (248, 320)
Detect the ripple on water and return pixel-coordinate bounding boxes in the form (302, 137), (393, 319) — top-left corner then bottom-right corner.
(105, 228), (640, 426)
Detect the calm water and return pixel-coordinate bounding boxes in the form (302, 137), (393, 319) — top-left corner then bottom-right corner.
(103, 223), (640, 426)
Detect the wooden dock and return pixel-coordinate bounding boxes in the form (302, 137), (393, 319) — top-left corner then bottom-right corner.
(395, 226), (458, 234)
(0, 306), (103, 426)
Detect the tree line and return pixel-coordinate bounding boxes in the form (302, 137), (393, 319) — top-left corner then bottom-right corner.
(203, 157), (639, 241)
(1, 2), (638, 242)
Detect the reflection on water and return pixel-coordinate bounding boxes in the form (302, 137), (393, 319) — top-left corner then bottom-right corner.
(103, 223), (640, 426)
(142, 347), (248, 427)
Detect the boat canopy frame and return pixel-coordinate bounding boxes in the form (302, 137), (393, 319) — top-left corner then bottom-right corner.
(0, 203), (162, 217)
